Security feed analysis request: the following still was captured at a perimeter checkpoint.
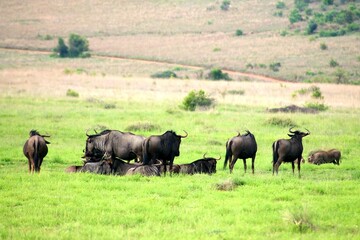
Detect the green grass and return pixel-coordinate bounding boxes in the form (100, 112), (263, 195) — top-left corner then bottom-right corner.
(0, 96), (359, 239)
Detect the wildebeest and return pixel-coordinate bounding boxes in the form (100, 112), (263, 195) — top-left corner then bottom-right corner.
(178, 154), (220, 175)
(272, 128), (310, 176)
(83, 129), (145, 163)
(112, 158), (142, 176)
(142, 130), (188, 175)
(80, 160), (112, 174)
(308, 149), (341, 165)
(126, 165), (160, 176)
(23, 130), (50, 173)
(224, 130), (257, 174)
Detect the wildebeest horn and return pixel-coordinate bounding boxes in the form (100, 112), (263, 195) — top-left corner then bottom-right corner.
(179, 130), (188, 138)
(216, 155), (221, 161)
(236, 131), (241, 137)
(305, 128), (310, 134)
(203, 153), (207, 159)
(86, 128), (91, 137)
(289, 127), (296, 133)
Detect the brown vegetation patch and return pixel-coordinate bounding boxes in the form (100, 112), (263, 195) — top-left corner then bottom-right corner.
(267, 105), (318, 114)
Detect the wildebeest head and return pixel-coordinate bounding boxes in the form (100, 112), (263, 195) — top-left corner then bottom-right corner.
(163, 130), (188, 156)
(83, 129), (110, 158)
(287, 127), (310, 139)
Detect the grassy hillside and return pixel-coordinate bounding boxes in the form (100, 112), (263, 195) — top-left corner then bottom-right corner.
(0, 0), (359, 83)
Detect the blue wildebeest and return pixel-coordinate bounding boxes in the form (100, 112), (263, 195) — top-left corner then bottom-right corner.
(142, 130), (188, 175)
(23, 130), (50, 173)
(83, 129), (145, 163)
(178, 153), (220, 175)
(272, 128), (310, 177)
(224, 130), (257, 174)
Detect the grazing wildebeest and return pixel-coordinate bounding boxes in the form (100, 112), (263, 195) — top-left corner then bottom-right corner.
(308, 149), (341, 165)
(179, 154), (220, 175)
(83, 129), (145, 163)
(23, 130), (50, 173)
(142, 130), (188, 175)
(272, 128), (310, 176)
(224, 130), (257, 174)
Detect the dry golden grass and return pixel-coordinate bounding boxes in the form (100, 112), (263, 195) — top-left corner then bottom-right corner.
(0, 0), (359, 82)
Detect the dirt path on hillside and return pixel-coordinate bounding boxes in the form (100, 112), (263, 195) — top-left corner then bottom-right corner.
(0, 47), (287, 83)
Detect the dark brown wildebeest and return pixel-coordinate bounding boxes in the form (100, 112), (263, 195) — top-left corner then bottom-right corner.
(23, 130), (50, 173)
(308, 149), (341, 165)
(179, 154), (220, 175)
(80, 160), (112, 174)
(224, 130), (257, 174)
(272, 127), (310, 177)
(142, 130), (188, 175)
(83, 129), (145, 163)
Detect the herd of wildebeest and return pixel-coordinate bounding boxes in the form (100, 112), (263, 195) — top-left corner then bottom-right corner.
(23, 127), (342, 177)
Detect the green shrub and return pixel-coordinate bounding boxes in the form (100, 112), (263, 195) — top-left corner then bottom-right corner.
(220, 0), (231, 11)
(206, 68), (231, 81)
(267, 117), (296, 127)
(322, 0), (334, 5)
(294, 0), (309, 11)
(334, 68), (349, 84)
(304, 102), (329, 111)
(151, 70), (177, 79)
(319, 29), (346, 37)
(276, 1), (286, 9)
(269, 62), (281, 72)
(289, 9), (303, 23)
(330, 59), (339, 67)
(306, 20), (318, 34)
(347, 23), (360, 32)
(104, 103), (116, 109)
(309, 86), (323, 99)
(235, 29), (243, 36)
(66, 89), (79, 97)
(320, 42), (328, 50)
(53, 34), (90, 58)
(227, 89), (245, 95)
(182, 90), (214, 111)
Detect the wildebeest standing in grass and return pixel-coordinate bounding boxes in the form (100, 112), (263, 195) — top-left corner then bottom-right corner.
(23, 130), (50, 173)
(83, 129), (146, 163)
(272, 128), (310, 177)
(308, 149), (341, 165)
(142, 130), (188, 175)
(224, 131), (257, 174)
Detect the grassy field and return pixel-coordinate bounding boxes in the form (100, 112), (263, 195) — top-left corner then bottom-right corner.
(0, 0), (360, 239)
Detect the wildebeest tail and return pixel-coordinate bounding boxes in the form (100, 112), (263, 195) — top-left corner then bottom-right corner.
(33, 138), (40, 172)
(142, 138), (150, 165)
(223, 140), (232, 169)
(272, 141), (279, 165)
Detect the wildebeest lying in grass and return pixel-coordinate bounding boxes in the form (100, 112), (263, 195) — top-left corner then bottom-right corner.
(23, 130), (50, 173)
(156, 164), (181, 174)
(178, 154), (220, 175)
(126, 165), (160, 176)
(308, 149), (341, 165)
(65, 160), (112, 174)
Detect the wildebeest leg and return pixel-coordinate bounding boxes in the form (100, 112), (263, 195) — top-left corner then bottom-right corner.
(291, 161), (295, 175)
(28, 159), (32, 173)
(274, 159), (283, 175)
(297, 157), (301, 178)
(243, 159), (247, 173)
(229, 157), (237, 174)
(251, 156), (255, 174)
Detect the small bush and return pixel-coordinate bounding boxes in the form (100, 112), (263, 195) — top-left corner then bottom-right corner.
(334, 68), (349, 84)
(309, 86), (323, 99)
(220, 0), (231, 11)
(322, 0), (334, 5)
(329, 59), (339, 68)
(304, 102), (329, 111)
(320, 42), (328, 50)
(215, 178), (245, 191)
(66, 89), (79, 97)
(125, 122), (161, 132)
(228, 89), (245, 95)
(276, 1), (286, 9)
(269, 62), (281, 72)
(206, 68), (231, 81)
(182, 90), (214, 111)
(283, 207), (316, 233)
(267, 117), (296, 127)
(53, 34), (90, 58)
(235, 29), (243, 36)
(289, 9), (303, 24)
(104, 103), (116, 109)
(151, 70), (177, 79)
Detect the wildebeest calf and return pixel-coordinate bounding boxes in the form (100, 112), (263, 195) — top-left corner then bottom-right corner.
(308, 149), (341, 165)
